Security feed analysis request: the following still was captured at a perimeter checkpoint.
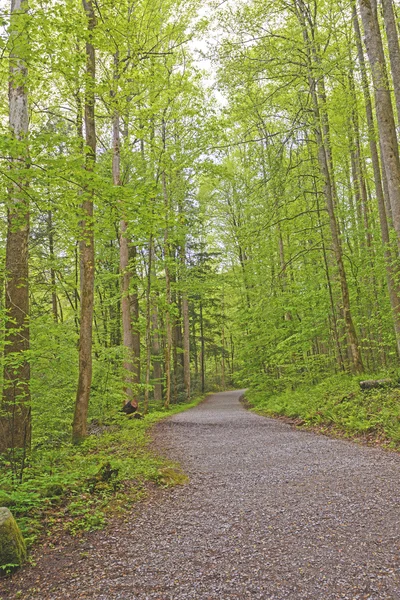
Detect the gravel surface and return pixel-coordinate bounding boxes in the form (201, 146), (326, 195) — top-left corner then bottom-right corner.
(2, 389), (400, 599)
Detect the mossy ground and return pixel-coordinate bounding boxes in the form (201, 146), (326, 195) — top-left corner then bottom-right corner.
(246, 375), (400, 449)
(0, 396), (205, 567)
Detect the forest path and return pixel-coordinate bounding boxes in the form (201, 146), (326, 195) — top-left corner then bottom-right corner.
(3, 389), (400, 599)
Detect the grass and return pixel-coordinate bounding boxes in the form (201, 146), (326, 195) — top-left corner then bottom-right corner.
(245, 374), (400, 448)
(0, 395), (205, 564)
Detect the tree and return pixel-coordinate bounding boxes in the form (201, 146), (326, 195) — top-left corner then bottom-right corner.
(1, 0), (31, 459)
(72, 0), (97, 444)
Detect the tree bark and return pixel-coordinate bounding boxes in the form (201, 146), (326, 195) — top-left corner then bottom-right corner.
(200, 301), (205, 394)
(180, 240), (191, 402)
(353, 2), (400, 355)
(359, 0), (400, 249)
(129, 244), (141, 392)
(72, 0), (96, 444)
(162, 121), (172, 409)
(296, 2), (364, 373)
(47, 211), (58, 323)
(113, 65), (138, 405)
(1, 0), (31, 455)
(144, 236), (153, 414)
(381, 0), (400, 124)
(150, 245), (163, 402)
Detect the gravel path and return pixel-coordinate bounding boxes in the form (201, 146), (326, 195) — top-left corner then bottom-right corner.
(2, 389), (400, 599)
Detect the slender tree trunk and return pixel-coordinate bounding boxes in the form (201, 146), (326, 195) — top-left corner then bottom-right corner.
(163, 209), (172, 410)
(359, 0), (400, 248)
(144, 236), (153, 414)
(277, 223), (293, 321)
(129, 244), (141, 391)
(296, 5), (364, 373)
(348, 69), (372, 249)
(162, 123), (172, 409)
(113, 60), (138, 406)
(221, 292), (226, 390)
(181, 242), (191, 401)
(72, 0), (96, 444)
(313, 166), (345, 371)
(48, 211), (58, 323)
(150, 247), (163, 402)
(192, 313), (198, 380)
(171, 265), (182, 403)
(119, 217), (136, 403)
(1, 0), (31, 456)
(200, 300), (205, 394)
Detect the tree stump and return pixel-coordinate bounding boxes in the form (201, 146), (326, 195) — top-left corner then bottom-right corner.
(0, 507), (26, 570)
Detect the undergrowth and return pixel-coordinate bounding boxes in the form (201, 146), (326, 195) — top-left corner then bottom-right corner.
(0, 397), (203, 561)
(246, 374), (400, 447)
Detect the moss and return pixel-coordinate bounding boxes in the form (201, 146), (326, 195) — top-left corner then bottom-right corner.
(0, 507), (27, 570)
(156, 467), (189, 486)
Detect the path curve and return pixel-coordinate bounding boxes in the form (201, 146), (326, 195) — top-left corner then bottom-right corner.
(3, 390), (400, 599)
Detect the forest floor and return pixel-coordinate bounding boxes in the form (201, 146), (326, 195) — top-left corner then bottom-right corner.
(1, 389), (400, 599)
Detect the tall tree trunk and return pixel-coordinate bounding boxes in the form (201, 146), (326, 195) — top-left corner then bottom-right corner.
(144, 236), (153, 414)
(163, 200), (172, 410)
(296, 4), (364, 373)
(72, 0), (96, 444)
(381, 0), (400, 123)
(150, 246), (163, 402)
(171, 265), (182, 403)
(129, 244), (141, 392)
(353, 1), (400, 355)
(359, 0), (400, 249)
(313, 169), (345, 371)
(48, 211), (58, 323)
(180, 242), (191, 401)
(200, 300), (205, 394)
(113, 55), (138, 407)
(348, 69), (372, 249)
(162, 121), (172, 409)
(1, 0), (31, 456)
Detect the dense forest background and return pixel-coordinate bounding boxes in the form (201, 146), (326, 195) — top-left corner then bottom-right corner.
(2, 0), (400, 551)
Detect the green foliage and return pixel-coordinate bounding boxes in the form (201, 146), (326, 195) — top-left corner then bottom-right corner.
(0, 396), (203, 560)
(246, 374), (400, 447)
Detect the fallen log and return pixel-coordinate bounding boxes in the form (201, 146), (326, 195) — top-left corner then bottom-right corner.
(359, 379), (396, 390)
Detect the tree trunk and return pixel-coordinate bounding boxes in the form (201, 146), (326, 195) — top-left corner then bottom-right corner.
(381, 0), (400, 124)
(200, 301), (205, 394)
(48, 211), (58, 323)
(296, 4), (364, 373)
(180, 245), (191, 401)
(1, 0), (31, 457)
(129, 244), (141, 391)
(114, 66), (138, 405)
(72, 0), (96, 444)
(162, 123), (172, 409)
(144, 236), (153, 414)
(353, 1), (400, 355)
(359, 0), (400, 249)
(150, 247), (163, 402)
